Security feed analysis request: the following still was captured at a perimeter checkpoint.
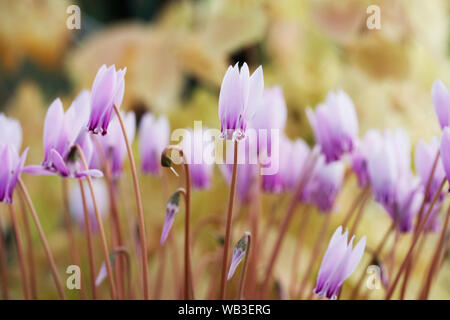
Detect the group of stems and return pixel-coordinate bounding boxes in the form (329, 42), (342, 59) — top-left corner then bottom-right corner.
(162, 145), (193, 300)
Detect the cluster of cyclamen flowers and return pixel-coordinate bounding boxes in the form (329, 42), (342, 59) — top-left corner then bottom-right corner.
(1, 59), (450, 300)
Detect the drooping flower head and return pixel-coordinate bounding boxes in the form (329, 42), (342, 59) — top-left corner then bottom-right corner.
(249, 86), (287, 153)
(91, 111), (136, 178)
(88, 64), (126, 135)
(351, 130), (383, 187)
(0, 144), (28, 204)
(307, 89), (358, 163)
(180, 128), (214, 189)
(160, 191), (181, 245)
(68, 179), (108, 232)
(432, 79), (450, 130)
(313, 226), (366, 300)
(368, 129), (423, 233)
(0, 113), (22, 151)
(218, 62), (264, 140)
(139, 113), (170, 175)
(24, 91), (102, 179)
(227, 232), (249, 280)
(302, 155), (345, 212)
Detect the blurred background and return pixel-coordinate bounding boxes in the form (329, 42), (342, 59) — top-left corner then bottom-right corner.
(0, 0), (449, 299)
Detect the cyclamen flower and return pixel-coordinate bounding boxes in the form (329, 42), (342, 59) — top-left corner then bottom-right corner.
(95, 253), (116, 287)
(180, 129), (214, 189)
(227, 233), (249, 280)
(0, 144), (28, 204)
(303, 155), (345, 212)
(306, 89), (358, 162)
(313, 226), (366, 300)
(139, 113), (170, 175)
(414, 137), (445, 202)
(432, 79), (450, 130)
(68, 179), (108, 232)
(0, 113), (22, 151)
(367, 129), (411, 207)
(88, 64), (126, 135)
(249, 86), (287, 153)
(261, 134), (291, 193)
(383, 176), (423, 233)
(351, 130), (383, 187)
(90, 111), (136, 178)
(160, 191), (181, 244)
(284, 138), (310, 190)
(218, 62), (264, 140)
(24, 92), (102, 179)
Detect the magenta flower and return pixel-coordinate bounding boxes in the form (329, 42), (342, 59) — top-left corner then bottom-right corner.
(0, 113), (22, 152)
(303, 155), (345, 212)
(68, 179), (108, 232)
(306, 89), (358, 162)
(180, 129), (214, 189)
(249, 86), (287, 153)
(139, 113), (170, 175)
(313, 226), (366, 300)
(90, 111), (136, 178)
(432, 79), (450, 130)
(414, 137), (445, 202)
(351, 130), (383, 187)
(24, 92), (102, 179)
(160, 191), (181, 244)
(385, 176), (423, 233)
(367, 129), (411, 207)
(0, 144), (28, 204)
(218, 62), (264, 140)
(227, 233), (249, 280)
(88, 64), (126, 135)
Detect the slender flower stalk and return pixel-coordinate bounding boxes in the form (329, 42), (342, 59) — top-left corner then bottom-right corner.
(220, 139), (239, 299)
(18, 179), (65, 299)
(349, 221), (395, 299)
(349, 189), (371, 235)
(385, 177), (446, 299)
(78, 180), (97, 299)
(61, 179), (84, 299)
(75, 144), (116, 299)
(17, 194), (37, 299)
(289, 206), (311, 296)
(112, 104), (149, 299)
(260, 150), (318, 297)
(161, 145), (193, 300)
(400, 148), (441, 299)
(297, 212), (333, 299)
(419, 195), (450, 299)
(8, 204), (29, 299)
(0, 216), (8, 300)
